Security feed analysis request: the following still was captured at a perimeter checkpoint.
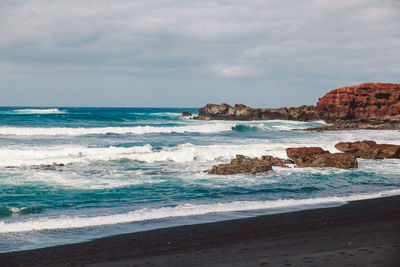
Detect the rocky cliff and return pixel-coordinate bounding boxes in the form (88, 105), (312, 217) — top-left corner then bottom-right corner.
(317, 83), (400, 122)
(195, 83), (400, 130)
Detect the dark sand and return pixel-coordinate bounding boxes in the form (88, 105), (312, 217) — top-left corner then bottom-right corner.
(1, 195), (400, 267)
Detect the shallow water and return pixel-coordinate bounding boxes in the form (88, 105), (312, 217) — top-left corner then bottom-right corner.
(0, 107), (399, 252)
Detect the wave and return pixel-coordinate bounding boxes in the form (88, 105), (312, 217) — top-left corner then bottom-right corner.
(1, 189), (399, 233)
(1, 169), (165, 190)
(0, 206), (43, 217)
(5, 138), (400, 167)
(131, 112), (182, 117)
(0, 142), (291, 166)
(231, 120), (327, 132)
(3, 108), (67, 115)
(232, 125), (260, 132)
(0, 123), (235, 136)
(0, 145), (153, 166)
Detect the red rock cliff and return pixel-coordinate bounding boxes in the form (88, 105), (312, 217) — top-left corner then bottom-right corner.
(317, 83), (400, 122)
(196, 82), (400, 126)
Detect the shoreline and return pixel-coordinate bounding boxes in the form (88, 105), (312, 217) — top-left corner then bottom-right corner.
(1, 195), (400, 266)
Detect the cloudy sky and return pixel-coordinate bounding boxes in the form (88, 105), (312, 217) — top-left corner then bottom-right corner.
(0, 0), (399, 107)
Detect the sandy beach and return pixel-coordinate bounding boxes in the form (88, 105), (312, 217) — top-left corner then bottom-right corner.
(1, 195), (399, 266)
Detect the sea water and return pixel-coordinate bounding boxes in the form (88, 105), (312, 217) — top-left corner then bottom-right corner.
(0, 107), (399, 252)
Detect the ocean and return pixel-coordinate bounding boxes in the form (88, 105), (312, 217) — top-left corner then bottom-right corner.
(0, 107), (400, 253)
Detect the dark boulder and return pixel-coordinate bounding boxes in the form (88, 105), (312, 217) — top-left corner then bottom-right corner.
(181, 111), (192, 117)
(335, 141), (400, 159)
(286, 147), (357, 169)
(208, 154), (278, 175)
(286, 147), (329, 167)
(310, 152), (358, 169)
(261, 155), (289, 168)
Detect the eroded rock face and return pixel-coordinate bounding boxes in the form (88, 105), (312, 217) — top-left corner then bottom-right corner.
(208, 154), (287, 175)
(196, 103), (320, 121)
(286, 147), (357, 169)
(335, 141), (400, 159)
(317, 83), (400, 122)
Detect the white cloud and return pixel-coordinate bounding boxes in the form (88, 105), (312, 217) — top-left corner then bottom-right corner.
(212, 65), (257, 78)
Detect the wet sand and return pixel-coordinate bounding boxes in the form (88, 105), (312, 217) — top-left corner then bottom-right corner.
(1, 195), (400, 266)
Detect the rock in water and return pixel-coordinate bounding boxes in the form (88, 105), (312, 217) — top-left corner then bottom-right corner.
(261, 155), (289, 168)
(286, 147), (358, 169)
(208, 154), (286, 175)
(310, 153), (358, 169)
(317, 83), (400, 122)
(181, 111), (192, 116)
(335, 141), (400, 159)
(196, 103), (320, 121)
(286, 147), (329, 167)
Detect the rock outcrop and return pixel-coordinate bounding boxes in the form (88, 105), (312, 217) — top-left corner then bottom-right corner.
(317, 83), (400, 122)
(260, 155), (289, 168)
(196, 103), (320, 121)
(286, 147), (328, 167)
(208, 154), (288, 175)
(335, 141), (400, 159)
(286, 147), (358, 169)
(195, 83), (400, 131)
(5, 162), (65, 170)
(305, 117), (400, 131)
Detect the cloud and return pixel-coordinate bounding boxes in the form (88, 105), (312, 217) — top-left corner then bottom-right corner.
(212, 65), (257, 78)
(0, 0), (399, 107)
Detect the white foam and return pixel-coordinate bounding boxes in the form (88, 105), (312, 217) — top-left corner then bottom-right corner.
(0, 145), (153, 166)
(0, 123), (235, 136)
(0, 143), (289, 166)
(9, 108), (66, 114)
(3, 169), (165, 190)
(1, 189), (399, 233)
(8, 207), (24, 213)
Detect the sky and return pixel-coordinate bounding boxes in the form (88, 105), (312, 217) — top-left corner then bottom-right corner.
(0, 0), (399, 108)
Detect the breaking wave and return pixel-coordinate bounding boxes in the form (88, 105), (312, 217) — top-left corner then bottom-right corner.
(232, 120), (327, 132)
(0, 123), (235, 136)
(1, 189), (399, 233)
(3, 108), (67, 115)
(0, 142), (294, 166)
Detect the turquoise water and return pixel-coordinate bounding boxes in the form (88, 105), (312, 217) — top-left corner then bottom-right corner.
(0, 107), (400, 252)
